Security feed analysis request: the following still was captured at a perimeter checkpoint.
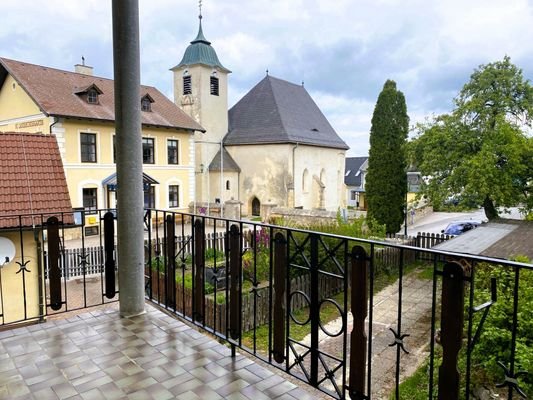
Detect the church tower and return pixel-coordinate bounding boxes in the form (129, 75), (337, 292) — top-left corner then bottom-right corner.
(171, 7), (231, 204)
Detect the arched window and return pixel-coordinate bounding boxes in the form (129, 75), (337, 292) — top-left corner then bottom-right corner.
(226, 180), (230, 190)
(210, 71), (219, 96)
(183, 70), (192, 95)
(302, 169), (309, 192)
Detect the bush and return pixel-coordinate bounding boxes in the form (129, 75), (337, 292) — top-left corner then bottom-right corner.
(470, 256), (533, 394)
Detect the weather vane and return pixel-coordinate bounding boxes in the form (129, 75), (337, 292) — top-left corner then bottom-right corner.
(199, 0), (202, 19)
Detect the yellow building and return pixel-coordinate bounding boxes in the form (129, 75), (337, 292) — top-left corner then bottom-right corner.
(0, 57), (204, 233)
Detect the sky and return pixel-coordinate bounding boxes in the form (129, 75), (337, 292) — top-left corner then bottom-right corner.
(2, 0), (532, 156)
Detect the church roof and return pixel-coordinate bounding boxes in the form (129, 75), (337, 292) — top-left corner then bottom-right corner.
(0, 57), (205, 132)
(225, 75), (349, 150)
(172, 19), (230, 73)
(208, 148), (241, 172)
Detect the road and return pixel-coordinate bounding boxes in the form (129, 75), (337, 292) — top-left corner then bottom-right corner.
(405, 207), (524, 236)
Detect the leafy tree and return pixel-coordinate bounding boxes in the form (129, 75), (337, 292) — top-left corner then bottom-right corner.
(411, 57), (533, 219)
(366, 80), (409, 233)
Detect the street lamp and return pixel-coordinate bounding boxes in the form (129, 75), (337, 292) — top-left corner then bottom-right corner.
(196, 140), (224, 217)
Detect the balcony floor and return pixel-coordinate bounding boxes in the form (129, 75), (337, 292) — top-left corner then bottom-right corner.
(0, 303), (323, 400)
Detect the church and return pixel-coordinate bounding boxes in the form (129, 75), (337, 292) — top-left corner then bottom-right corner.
(172, 13), (349, 217)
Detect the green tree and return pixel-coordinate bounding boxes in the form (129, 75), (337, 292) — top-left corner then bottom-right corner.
(366, 80), (409, 233)
(411, 57), (533, 219)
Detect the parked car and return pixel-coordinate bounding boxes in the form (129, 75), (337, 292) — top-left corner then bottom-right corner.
(441, 221), (481, 236)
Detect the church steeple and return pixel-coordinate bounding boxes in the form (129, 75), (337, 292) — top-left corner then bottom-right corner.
(171, 7), (230, 72)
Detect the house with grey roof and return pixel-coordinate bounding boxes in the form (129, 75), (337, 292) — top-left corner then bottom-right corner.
(173, 14), (349, 216)
(345, 157), (368, 209)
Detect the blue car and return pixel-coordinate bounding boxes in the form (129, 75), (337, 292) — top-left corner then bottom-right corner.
(442, 221), (481, 236)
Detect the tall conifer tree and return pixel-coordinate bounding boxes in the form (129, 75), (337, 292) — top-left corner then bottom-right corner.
(365, 80), (409, 233)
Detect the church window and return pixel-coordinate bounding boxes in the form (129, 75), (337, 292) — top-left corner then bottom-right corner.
(183, 75), (192, 95)
(210, 73), (219, 96)
(302, 169), (309, 192)
(226, 180), (230, 190)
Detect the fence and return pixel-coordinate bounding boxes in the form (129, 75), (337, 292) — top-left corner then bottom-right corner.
(2, 209), (531, 400)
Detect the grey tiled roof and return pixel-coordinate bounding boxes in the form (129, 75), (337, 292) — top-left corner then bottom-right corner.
(345, 156), (368, 186)
(225, 75), (349, 150)
(172, 20), (230, 73)
(208, 148), (241, 172)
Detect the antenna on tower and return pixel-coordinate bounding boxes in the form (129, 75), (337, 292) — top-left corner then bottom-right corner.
(199, 0), (203, 19)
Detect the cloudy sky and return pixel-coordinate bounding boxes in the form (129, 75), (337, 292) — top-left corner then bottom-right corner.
(2, 0), (532, 155)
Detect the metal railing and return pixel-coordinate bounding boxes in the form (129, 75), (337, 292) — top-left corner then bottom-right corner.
(0, 210), (118, 326)
(143, 209), (532, 400)
(1, 209), (531, 399)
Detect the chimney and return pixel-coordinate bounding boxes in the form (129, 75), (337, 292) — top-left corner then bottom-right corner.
(74, 56), (93, 76)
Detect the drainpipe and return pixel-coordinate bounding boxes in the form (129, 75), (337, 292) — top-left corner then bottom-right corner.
(112, 0), (145, 317)
(49, 116), (59, 134)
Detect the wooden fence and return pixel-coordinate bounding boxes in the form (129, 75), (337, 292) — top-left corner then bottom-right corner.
(147, 270), (343, 333)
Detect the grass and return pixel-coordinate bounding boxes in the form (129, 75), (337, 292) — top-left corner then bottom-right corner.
(242, 261), (432, 354)
(242, 290), (347, 352)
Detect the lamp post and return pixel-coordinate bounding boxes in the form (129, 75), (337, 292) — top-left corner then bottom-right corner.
(196, 140), (224, 217)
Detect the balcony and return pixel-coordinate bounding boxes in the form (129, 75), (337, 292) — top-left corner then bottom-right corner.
(0, 209), (531, 399)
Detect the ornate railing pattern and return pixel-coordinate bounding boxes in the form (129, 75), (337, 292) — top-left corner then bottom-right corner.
(1, 209), (531, 399)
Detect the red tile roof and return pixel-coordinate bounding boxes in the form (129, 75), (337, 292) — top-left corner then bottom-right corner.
(0, 132), (73, 228)
(0, 57), (204, 132)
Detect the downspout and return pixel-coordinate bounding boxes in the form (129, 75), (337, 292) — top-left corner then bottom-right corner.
(292, 143), (299, 207)
(49, 116), (59, 134)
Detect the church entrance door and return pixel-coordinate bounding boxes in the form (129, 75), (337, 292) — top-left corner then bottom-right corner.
(251, 197), (261, 216)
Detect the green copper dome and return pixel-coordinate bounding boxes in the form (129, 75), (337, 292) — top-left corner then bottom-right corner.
(173, 19), (230, 72)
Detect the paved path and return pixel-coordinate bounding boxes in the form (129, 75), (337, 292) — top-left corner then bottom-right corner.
(300, 269), (435, 399)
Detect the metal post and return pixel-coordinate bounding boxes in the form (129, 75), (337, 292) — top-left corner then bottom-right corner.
(112, 0), (145, 317)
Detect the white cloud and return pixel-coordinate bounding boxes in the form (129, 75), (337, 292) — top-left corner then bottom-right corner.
(1, 0), (532, 157)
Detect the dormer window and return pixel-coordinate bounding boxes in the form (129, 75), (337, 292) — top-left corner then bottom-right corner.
(210, 71), (219, 96)
(74, 84), (103, 105)
(87, 89), (98, 104)
(141, 94), (154, 112)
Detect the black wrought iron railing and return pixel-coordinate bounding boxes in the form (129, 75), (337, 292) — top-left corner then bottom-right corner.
(0, 209), (118, 326)
(143, 209), (532, 400)
(0, 208), (531, 399)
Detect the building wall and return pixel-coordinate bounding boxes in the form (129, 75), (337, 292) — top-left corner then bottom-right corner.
(0, 75), (42, 122)
(227, 144), (345, 216)
(293, 145), (346, 211)
(173, 64), (229, 203)
(59, 120), (194, 212)
(0, 73), (195, 216)
(0, 231), (41, 324)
